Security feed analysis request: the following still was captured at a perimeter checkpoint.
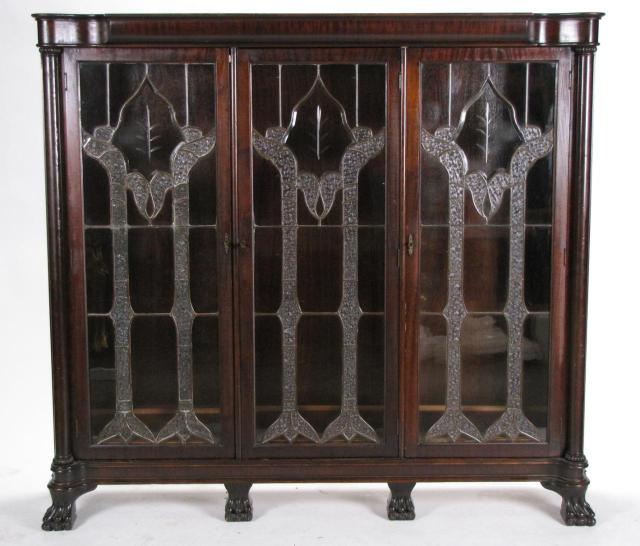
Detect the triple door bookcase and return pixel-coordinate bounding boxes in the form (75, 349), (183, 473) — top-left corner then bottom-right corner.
(35, 13), (602, 530)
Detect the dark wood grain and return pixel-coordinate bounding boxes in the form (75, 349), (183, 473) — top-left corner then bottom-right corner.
(33, 13), (603, 47)
(565, 45), (597, 462)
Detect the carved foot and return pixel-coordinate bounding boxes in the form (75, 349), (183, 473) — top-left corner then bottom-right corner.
(157, 409), (217, 444)
(42, 479), (96, 531)
(484, 408), (544, 442)
(387, 483), (416, 521)
(224, 483), (253, 522)
(96, 410), (155, 444)
(541, 478), (596, 526)
(424, 408), (482, 443)
(42, 503), (74, 531)
(321, 408), (378, 443)
(261, 409), (320, 443)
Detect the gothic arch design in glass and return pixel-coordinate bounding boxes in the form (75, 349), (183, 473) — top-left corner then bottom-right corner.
(83, 64), (217, 445)
(421, 63), (554, 443)
(253, 65), (385, 444)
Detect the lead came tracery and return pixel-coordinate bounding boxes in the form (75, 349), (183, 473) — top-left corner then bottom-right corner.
(253, 64), (385, 444)
(82, 63), (218, 445)
(421, 62), (554, 443)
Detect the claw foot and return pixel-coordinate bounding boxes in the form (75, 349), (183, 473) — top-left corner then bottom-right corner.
(424, 408), (482, 443)
(42, 503), (74, 531)
(321, 408), (378, 443)
(541, 478), (596, 526)
(157, 409), (217, 444)
(96, 410), (155, 444)
(224, 483), (252, 522)
(562, 495), (596, 526)
(261, 409), (320, 443)
(387, 483), (416, 521)
(42, 474), (96, 532)
(484, 408), (543, 442)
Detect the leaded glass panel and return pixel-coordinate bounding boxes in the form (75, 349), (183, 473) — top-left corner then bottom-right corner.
(80, 61), (223, 447)
(251, 62), (387, 446)
(418, 61), (555, 444)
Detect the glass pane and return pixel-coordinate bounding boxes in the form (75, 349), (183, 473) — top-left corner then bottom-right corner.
(251, 62), (387, 447)
(85, 228), (113, 314)
(357, 315), (385, 435)
(190, 227), (218, 313)
(80, 61), (222, 447)
(131, 316), (178, 437)
(418, 60), (556, 444)
(192, 316), (222, 440)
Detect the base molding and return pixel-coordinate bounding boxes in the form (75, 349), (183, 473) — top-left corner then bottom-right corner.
(41, 455), (596, 529)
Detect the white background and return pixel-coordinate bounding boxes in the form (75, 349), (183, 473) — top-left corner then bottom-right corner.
(0, 1), (637, 545)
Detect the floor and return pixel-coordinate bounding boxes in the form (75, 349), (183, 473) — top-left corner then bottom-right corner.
(1, 463), (638, 546)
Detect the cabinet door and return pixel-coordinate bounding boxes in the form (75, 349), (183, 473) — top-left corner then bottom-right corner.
(66, 49), (234, 458)
(236, 49), (401, 457)
(404, 48), (572, 457)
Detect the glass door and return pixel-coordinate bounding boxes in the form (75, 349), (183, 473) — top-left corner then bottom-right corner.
(404, 48), (572, 457)
(67, 48), (235, 458)
(236, 48), (401, 457)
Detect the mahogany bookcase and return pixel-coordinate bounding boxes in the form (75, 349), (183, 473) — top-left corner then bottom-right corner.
(34, 12), (602, 530)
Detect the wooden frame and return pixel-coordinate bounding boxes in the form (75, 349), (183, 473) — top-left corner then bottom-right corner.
(35, 13), (602, 530)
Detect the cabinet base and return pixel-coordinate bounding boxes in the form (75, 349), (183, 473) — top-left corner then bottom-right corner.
(39, 456), (597, 528)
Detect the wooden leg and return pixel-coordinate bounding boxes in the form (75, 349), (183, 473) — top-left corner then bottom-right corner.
(42, 481), (96, 531)
(541, 478), (596, 526)
(387, 482), (416, 521)
(224, 483), (253, 522)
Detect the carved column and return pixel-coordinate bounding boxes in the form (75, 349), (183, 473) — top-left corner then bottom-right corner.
(567, 45), (597, 463)
(39, 45), (96, 531)
(541, 44), (597, 527)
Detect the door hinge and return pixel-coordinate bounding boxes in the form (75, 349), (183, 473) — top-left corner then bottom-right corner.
(398, 69), (402, 91)
(63, 72), (68, 91)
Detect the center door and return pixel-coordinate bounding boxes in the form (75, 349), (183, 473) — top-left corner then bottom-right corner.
(236, 48), (400, 457)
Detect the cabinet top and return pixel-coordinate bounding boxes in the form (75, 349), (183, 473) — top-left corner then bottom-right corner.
(33, 13), (603, 48)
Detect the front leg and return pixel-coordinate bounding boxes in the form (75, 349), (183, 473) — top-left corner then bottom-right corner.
(541, 478), (596, 526)
(224, 483), (253, 522)
(42, 481), (97, 531)
(387, 482), (416, 520)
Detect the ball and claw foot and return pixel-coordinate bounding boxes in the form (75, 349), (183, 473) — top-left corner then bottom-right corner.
(224, 483), (253, 522)
(541, 478), (596, 527)
(42, 503), (74, 531)
(387, 483), (416, 521)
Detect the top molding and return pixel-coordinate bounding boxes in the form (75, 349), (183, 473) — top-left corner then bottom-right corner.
(33, 13), (603, 48)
